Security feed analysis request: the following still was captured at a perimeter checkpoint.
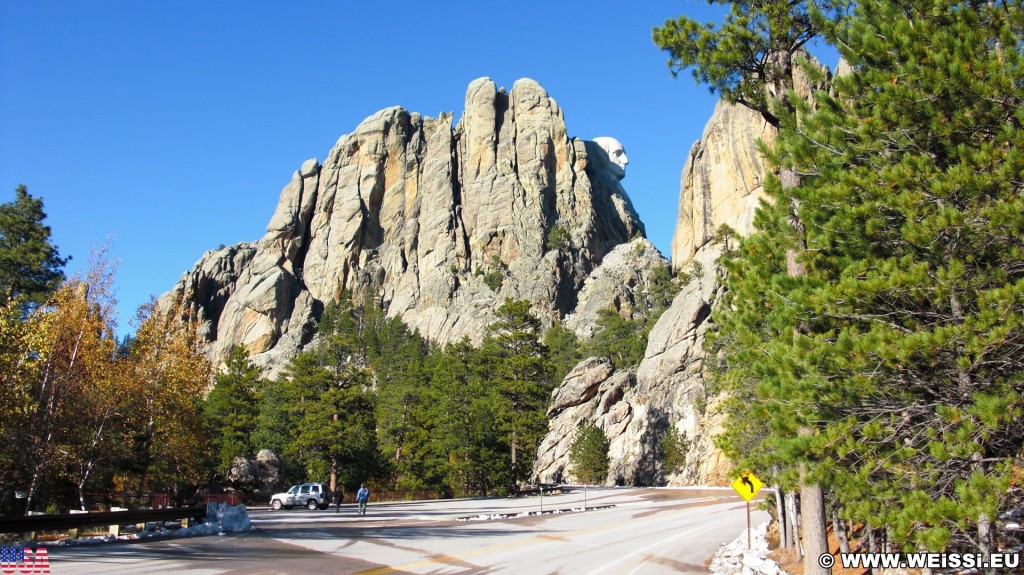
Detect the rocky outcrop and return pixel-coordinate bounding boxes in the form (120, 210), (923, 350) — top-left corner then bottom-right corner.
(670, 101), (773, 268)
(535, 57), (832, 487)
(565, 238), (668, 338)
(162, 77), (646, 373)
(534, 98), (766, 489)
(533, 247), (726, 486)
(534, 357), (636, 484)
(671, 55), (829, 268)
(227, 449), (282, 498)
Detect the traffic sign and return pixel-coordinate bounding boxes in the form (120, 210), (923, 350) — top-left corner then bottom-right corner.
(731, 472), (764, 502)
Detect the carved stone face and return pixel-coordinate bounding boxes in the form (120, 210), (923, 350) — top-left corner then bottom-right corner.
(592, 137), (628, 180)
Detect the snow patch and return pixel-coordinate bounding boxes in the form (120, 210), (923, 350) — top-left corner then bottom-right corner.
(709, 521), (786, 575)
(41, 503), (256, 546)
(154, 502), (256, 538)
(457, 505), (616, 522)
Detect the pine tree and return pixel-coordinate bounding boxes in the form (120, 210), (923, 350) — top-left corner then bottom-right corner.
(655, 5), (850, 569)
(659, 423), (690, 476)
(202, 345), (261, 474)
(542, 323), (583, 386)
(568, 421), (610, 485)
(281, 350), (381, 493)
(373, 317), (431, 490)
(713, 0), (1024, 560)
(480, 299), (552, 490)
(287, 292), (387, 492)
(426, 339), (505, 496)
(0, 185), (70, 312)
(585, 308), (647, 370)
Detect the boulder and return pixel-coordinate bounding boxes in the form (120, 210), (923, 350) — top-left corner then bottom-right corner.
(227, 449), (281, 497)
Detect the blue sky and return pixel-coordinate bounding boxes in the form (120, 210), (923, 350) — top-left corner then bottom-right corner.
(1, 1), (828, 336)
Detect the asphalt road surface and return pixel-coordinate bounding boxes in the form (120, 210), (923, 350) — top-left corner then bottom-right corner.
(45, 487), (769, 574)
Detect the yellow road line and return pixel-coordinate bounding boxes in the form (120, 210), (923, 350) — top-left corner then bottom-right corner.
(353, 518), (622, 574)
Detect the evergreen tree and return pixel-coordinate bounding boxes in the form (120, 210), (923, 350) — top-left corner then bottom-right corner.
(713, 0), (1024, 559)
(202, 345), (261, 474)
(654, 4), (849, 569)
(568, 421), (609, 485)
(281, 350), (381, 492)
(278, 293), (386, 492)
(586, 308), (647, 370)
(644, 264), (678, 319)
(426, 339), (505, 496)
(543, 323), (584, 386)
(0, 185), (70, 311)
(373, 316), (431, 489)
(251, 374), (298, 480)
(654, 0), (848, 128)
(658, 423), (689, 476)
(480, 299), (552, 489)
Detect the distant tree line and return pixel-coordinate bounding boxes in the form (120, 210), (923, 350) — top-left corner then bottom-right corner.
(206, 293), (559, 498)
(204, 276), (678, 499)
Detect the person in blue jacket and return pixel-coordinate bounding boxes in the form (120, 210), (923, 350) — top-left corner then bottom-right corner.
(356, 484), (369, 515)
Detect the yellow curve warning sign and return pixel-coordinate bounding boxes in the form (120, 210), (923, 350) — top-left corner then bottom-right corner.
(731, 472), (764, 501)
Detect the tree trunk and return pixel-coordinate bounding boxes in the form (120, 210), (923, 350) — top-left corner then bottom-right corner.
(979, 514), (994, 575)
(510, 431), (518, 487)
(776, 489), (789, 549)
(783, 153), (829, 574)
(863, 524), (877, 575)
(786, 490), (800, 551)
(330, 412), (338, 493)
(800, 480), (829, 575)
(833, 511), (850, 554)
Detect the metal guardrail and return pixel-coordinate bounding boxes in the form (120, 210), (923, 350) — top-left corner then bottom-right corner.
(511, 484), (569, 497)
(0, 506), (206, 534)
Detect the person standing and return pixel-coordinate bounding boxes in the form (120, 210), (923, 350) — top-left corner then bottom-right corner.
(335, 488), (344, 514)
(356, 484), (369, 515)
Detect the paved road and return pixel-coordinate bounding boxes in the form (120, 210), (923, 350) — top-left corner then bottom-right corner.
(45, 487), (769, 574)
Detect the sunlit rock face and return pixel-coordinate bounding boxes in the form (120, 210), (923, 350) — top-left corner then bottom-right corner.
(534, 56), (832, 487)
(161, 77), (647, 375)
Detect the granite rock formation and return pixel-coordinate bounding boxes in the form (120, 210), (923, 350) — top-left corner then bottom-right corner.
(565, 237), (669, 339)
(671, 101), (773, 267)
(533, 245), (728, 486)
(534, 58), (831, 487)
(227, 449), (282, 498)
(534, 96), (769, 485)
(162, 78), (647, 373)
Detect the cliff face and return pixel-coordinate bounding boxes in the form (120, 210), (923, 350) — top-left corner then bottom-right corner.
(671, 101), (774, 268)
(162, 77), (647, 373)
(533, 99), (774, 486)
(534, 60), (830, 487)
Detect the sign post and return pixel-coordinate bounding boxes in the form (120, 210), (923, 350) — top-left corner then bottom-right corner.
(731, 471), (764, 549)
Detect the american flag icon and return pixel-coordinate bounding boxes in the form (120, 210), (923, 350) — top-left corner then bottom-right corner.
(0, 546), (24, 564)
(0, 546), (49, 573)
